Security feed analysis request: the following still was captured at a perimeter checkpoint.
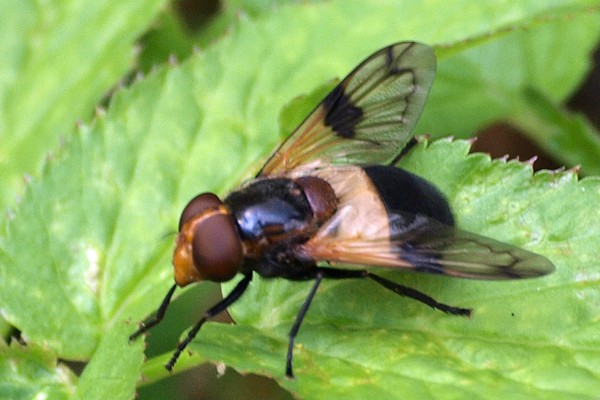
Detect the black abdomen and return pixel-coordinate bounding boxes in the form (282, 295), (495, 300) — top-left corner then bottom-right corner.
(363, 165), (454, 226)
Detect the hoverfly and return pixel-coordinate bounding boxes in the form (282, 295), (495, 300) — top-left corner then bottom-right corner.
(130, 42), (555, 378)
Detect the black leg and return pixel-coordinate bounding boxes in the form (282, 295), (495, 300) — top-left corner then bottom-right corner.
(310, 267), (470, 316)
(130, 284), (178, 341)
(286, 271), (324, 379)
(165, 272), (253, 371)
(366, 273), (472, 316)
(284, 266), (470, 378)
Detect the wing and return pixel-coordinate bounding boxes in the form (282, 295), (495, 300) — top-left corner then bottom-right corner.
(258, 42), (436, 176)
(297, 209), (555, 280)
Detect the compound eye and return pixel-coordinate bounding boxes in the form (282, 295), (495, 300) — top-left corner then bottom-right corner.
(191, 208), (242, 282)
(174, 193), (243, 285)
(179, 193), (222, 231)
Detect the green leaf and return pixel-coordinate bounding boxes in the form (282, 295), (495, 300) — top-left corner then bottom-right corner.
(0, 0), (166, 213)
(74, 322), (145, 400)
(1, 0), (599, 398)
(0, 326), (144, 400)
(510, 87), (600, 175)
(0, 340), (76, 400)
(418, 8), (600, 172)
(138, 7), (196, 73)
(191, 0), (320, 47)
(138, 0), (319, 70)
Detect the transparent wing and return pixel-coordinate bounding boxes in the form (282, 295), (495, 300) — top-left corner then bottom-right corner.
(298, 210), (555, 280)
(258, 42), (436, 176)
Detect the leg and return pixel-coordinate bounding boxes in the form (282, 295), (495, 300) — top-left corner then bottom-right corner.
(166, 272), (253, 371)
(130, 284), (177, 341)
(286, 271), (324, 379)
(284, 267), (470, 378)
(313, 267), (470, 316)
(366, 273), (471, 316)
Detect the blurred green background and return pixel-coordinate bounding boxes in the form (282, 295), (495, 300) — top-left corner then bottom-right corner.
(2, 1), (599, 399)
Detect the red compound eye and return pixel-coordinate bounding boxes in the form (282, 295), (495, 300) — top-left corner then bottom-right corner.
(173, 193), (243, 286)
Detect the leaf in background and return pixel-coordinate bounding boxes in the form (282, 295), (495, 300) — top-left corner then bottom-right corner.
(511, 87), (600, 175)
(0, 0), (166, 213)
(138, 7), (196, 73)
(0, 326), (144, 400)
(138, 0), (320, 70)
(419, 8), (600, 171)
(1, 0), (599, 399)
(0, 340), (76, 400)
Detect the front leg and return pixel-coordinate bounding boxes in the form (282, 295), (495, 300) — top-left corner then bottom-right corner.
(166, 272), (253, 371)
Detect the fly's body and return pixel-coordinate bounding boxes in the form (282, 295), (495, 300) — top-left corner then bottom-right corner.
(130, 42), (554, 378)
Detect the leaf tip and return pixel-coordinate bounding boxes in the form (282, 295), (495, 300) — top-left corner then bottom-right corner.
(216, 362), (227, 377)
(569, 165), (581, 175)
(134, 71), (145, 83)
(95, 106), (106, 118)
(525, 155), (538, 167)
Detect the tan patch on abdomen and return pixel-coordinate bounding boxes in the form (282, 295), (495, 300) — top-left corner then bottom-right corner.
(312, 166), (390, 241)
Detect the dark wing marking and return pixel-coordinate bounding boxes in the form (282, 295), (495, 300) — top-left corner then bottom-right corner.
(258, 42), (436, 176)
(298, 211), (555, 280)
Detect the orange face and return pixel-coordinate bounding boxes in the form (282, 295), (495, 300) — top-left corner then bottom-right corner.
(172, 227), (202, 287)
